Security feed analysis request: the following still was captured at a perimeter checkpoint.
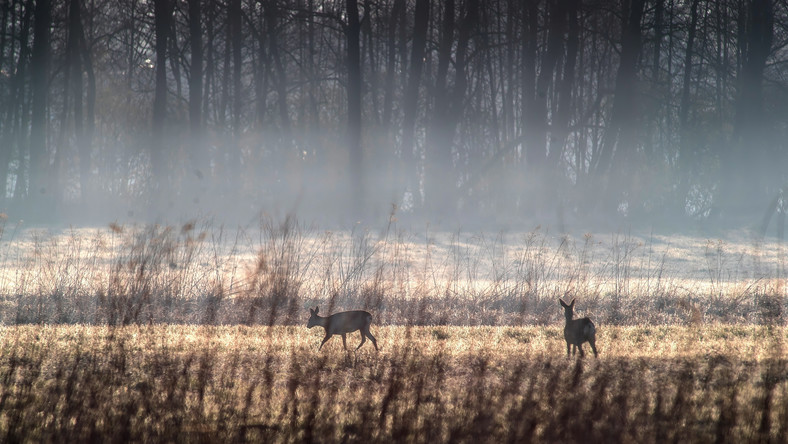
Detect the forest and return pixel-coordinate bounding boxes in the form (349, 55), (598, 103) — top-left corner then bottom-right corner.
(0, 0), (787, 228)
(3, 2), (788, 440)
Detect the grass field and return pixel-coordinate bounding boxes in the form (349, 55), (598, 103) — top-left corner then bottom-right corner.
(0, 218), (786, 442)
(0, 218), (784, 326)
(1, 324), (786, 442)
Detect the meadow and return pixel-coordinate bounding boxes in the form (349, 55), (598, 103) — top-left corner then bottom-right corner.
(1, 324), (786, 442)
(0, 217), (786, 442)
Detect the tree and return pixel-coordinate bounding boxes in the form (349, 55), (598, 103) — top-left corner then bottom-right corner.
(0, 0), (34, 204)
(424, 0), (480, 215)
(187, 0), (203, 132)
(346, 0), (363, 217)
(1, 0), (788, 227)
(718, 0), (775, 222)
(676, 0), (701, 216)
(591, 0), (646, 214)
(399, 0), (429, 201)
(229, 0), (242, 188)
(64, 0), (96, 205)
(151, 0), (174, 198)
(29, 0), (52, 210)
(265, 1), (292, 148)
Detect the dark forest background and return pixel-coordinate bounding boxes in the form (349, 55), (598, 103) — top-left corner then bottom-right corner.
(0, 0), (787, 230)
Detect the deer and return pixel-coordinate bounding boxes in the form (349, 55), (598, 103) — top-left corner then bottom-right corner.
(560, 298), (598, 358)
(307, 306), (379, 351)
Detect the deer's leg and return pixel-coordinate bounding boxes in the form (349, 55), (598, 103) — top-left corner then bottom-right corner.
(589, 339), (598, 357)
(341, 334), (348, 350)
(356, 330), (367, 350)
(566, 341), (571, 356)
(577, 344), (585, 358)
(366, 328), (378, 351)
(319, 334), (332, 350)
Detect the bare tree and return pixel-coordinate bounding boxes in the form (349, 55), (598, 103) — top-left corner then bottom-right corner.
(63, 0), (95, 205)
(151, 0), (173, 197)
(718, 0), (775, 222)
(424, 0), (479, 214)
(675, 0), (701, 216)
(346, 0), (363, 217)
(229, 0), (242, 187)
(591, 0), (646, 214)
(399, 0), (429, 202)
(29, 0), (52, 208)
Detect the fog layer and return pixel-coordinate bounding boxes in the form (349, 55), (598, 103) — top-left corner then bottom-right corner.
(0, 0), (786, 233)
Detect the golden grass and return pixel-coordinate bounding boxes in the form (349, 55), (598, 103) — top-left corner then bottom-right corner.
(0, 218), (785, 441)
(1, 324), (785, 442)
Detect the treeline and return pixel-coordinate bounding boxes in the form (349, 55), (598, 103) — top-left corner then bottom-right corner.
(0, 0), (786, 227)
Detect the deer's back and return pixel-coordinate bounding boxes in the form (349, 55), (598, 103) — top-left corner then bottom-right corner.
(564, 317), (595, 344)
(326, 310), (372, 334)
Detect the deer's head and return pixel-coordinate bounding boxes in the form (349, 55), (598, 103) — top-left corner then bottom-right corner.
(307, 306), (320, 328)
(560, 298), (575, 320)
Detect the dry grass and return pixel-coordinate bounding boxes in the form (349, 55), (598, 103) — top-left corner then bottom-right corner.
(0, 324), (786, 442)
(0, 217), (784, 326)
(0, 216), (785, 441)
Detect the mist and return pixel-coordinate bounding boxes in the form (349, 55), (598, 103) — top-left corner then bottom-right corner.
(0, 0), (786, 234)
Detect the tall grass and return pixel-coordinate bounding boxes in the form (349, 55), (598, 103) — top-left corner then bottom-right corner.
(0, 325), (786, 442)
(0, 216), (786, 441)
(0, 217), (783, 326)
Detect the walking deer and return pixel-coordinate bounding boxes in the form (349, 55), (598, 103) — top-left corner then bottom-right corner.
(560, 298), (598, 358)
(307, 307), (379, 351)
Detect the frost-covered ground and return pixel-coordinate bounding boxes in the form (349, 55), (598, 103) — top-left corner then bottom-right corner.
(0, 220), (784, 325)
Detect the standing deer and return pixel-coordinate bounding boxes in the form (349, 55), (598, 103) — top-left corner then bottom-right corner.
(307, 307), (378, 351)
(560, 298), (598, 358)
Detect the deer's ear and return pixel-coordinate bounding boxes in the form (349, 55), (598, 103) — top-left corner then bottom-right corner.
(314, 306), (319, 314)
(570, 299), (575, 307)
(560, 299), (567, 308)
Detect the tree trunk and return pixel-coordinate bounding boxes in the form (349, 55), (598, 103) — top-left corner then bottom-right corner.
(363, 0), (380, 126)
(0, 0), (12, 201)
(204, 0), (216, 128)
(125, 0), (138, 126)
(548, 0), (579, 168)
(543, 0), (580, 220)
(265, 1), (292, 148)
(252, 4), (268, 130)
(399, 0), (429, 200)
(591, 0), (646, 214)
(381, 0), (404, 131)
(534, 0), (567, 170)
(67, 0), (89, 204)
(718, 0), (774, 223)
(346, 0), (363, 218)
(230, 0), (242, 190)
(81, 32), (96, 205)
(424, 0), (478, 216)
(152, 0), (173, 196)
(422, 0), (454, 213)
(521, 0), (540, 168)
(187, 0), (205, 184)
(675, 0), (699, 217)
(306, 0), (320, 140)
(9, 0), (34, 204)
(29, 0), (51, 211)
(0, 0), (8, 80)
